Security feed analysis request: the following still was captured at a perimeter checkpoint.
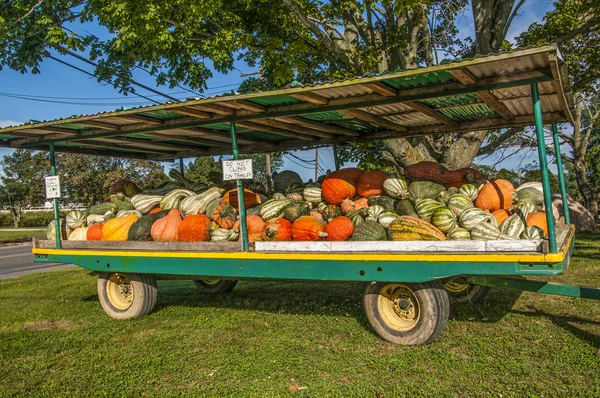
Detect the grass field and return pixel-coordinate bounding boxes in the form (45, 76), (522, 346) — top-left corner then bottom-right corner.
(1, 234), (599, 397)
(0, 230), (45, 245)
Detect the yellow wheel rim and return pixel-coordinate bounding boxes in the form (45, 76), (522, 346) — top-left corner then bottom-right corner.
(444, 277), (469, 293)
(106, 274), (134, 310)
(202, 279), (221, 285)
(378, 284), (420, 332)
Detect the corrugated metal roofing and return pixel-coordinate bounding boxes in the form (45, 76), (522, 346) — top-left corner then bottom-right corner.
(0, 44), (574, 160)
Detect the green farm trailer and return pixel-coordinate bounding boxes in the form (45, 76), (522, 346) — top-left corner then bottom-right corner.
(1, 44), (597, 346)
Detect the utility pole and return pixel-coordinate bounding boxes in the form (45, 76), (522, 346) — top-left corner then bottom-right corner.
(315, 148), (319, 181)
(265, 153), (272, 191)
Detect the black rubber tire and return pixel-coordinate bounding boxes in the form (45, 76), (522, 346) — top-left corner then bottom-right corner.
(364, 281), (450, 346)
(97, 273), (157, 320)
(443, 277), (491, 304)
(192, 279), (238, 294)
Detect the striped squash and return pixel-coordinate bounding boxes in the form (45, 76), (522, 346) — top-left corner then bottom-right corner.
(351, 220), (387, 241)
(458, 184), (480, 201)
(180, 187), (225, 216)
(447, 228), (470, 240)
(499, 213), (526, 238)
(210, 228), (239, 242)
(514, 201), (537, 221)
(459, 207), (498, 231)
(471, 222), (518, 241)
(388, 216), (446, 241)
(378, 210), (399, 228)
(66, 210), (86, 229)
(431, 207), (457, 233)
(522, 225), (544, 240)
(131, 194), (163, 215)
(415, 199), (445, 222)
(382, 174), (408, 199)
(260, 199), (294, 220)
(303, 184), (322, 204)
(446, 194), (474, 216)
(160, 189), (195, 210)
(346, 209), (366, 226)
(365, 205), (385, 221)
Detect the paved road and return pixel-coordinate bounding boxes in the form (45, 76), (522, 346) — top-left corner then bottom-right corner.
(0, 244), (74, 279)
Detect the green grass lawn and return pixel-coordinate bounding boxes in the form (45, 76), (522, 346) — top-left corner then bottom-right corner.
(0, 230), (45, 245)
(1, 234), (599, 397)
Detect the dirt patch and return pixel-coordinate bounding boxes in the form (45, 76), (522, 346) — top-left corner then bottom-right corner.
(23, 320), (72, 331)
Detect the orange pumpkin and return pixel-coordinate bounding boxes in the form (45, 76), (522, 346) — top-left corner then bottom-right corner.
(475, 179), (514, 211)
(491, 209), (511, 225)
(526, 212), (548, 236)
(321, 168), (363, 205)
(261, 218), (293, 241)
(233, 215), (265, 242)
(325, 216), (354, 241)
(212, 203), (237, 229)
(292, 216), (326, 241)
(221, 188), (261, 211)
(86, 223), (104, 241)
(102, 214), (139, 241)
(178, 214), (211, 242)
(151, 209), (182, 242)
(341, 197), (369, 214)
(149, 207), (162, 214)
(356, 170), (387, 198)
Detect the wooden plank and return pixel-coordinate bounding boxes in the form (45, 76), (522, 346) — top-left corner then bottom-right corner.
(250, 119), (336, 139)
(119, 114), (164, 125)
(276, 116), (360, 137)
(77, 140), (175, 155)
(37, 240), (249, 252)
(548, 53), (575, 124)
(231, 100), (267, 113)
(364, 82), (398, 97)
(290, 91), (329, 105)
(235, 121), (318, 141)
(76, 120), (121, 130)
(448, 68), (478, 85)
(171, 107), (213, 119)
(256, 240), (543, 253)
(404, 101), (458, 126)
(30, 126), (81, 135)
(27, 145), (150, 159)
(141, 132), (232, 148)
(338, 109), (408, 131)
(476, 91), (515, 120)
(190, 103), (235, 115)
(94, 136), (199, 151)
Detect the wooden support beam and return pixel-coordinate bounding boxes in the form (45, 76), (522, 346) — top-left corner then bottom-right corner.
(74, 120), (121, 130)
(93, 136), (197, 152)
(76, 140), (173, 155)
(235, 121), (318, 141)
(170, 107), (213, 119)
(337, 109), (407, 131)
(230, 100), (267, 113)
(364, 82), (398, 97)
(119, 114), (164, 125)
(404, 101), (458, 125)
(28, 126), (81, 135)
(142, 132), (232, 148)
(191, 103), (236, 115)
(448, 68), (478, 85)
(476, 91), (515, 120)
(290, 91), (329, 105)
(27, 145), (150, 160)
(275, 116), (360, 137)
(251, 119), (336, 139)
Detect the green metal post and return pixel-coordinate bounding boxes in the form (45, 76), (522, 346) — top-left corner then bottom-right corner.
(551, 122), (571, 224)
(49, 144), (62, 249)
(332, 144), (340, 171)
(531, 83), (557, 253)
(179, 158), (185, 176)
(230, 122), (249, 251)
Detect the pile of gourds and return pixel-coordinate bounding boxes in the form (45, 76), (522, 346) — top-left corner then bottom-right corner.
(48, 161), (555, 243)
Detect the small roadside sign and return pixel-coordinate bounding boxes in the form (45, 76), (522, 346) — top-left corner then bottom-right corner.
(44, 175), (61, 199)
(222, 159), (253, 181)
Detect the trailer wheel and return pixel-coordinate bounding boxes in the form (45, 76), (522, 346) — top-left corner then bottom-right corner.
(97, 273), (157, 319)
(443, 277), (490, 304)
(192, 279), (238, 294)
(364, 281), (449, 346)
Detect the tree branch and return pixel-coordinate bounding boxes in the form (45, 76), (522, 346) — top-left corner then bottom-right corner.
(477, 127), (524, 156)
(11, 0), (44, 25)
(501, 0), (526, 41)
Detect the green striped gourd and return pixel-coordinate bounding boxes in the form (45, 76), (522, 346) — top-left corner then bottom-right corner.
(365, 205), (385, 221)
(210, 228), (239, 242)
(351, 220), (387, 241)
(116, 209), (143, 218)
(522, 225), (544, 239)
(303, 183), (322, 204)
(383, 173), (408, 199)
(441, 187), (459, 204)
(446, 194), (474, 216)
(415, 199), (445, 222)
(86, 213), (105, 225)
(458, 184), (480, 201)
(378, 210), (399, 228)
(459, 207), (497, 231)
(346, 209), (366, 226)
(447, 228), (471, 240)
(431, 207), (457, 233)
(471, 222), (518, 241)
(322, 204), (343, 221)
(286, 192), (304, 201)
(160, 189), (195, 210)
(205, 198), (222, 219)
(130, 194), (163, 214)
(514, 201), (537, 221)
(66, 210), (86, 229)
(499, 213), (526, 238)
(179, 187), (225, 216)
(285, 182), (305, 195)
(283, 201), (311, 223)
(515, 184), (544, 206)
(260, 199), (293, 220)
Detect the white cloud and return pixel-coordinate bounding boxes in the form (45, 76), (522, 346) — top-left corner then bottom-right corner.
(0, 120), (22, 128)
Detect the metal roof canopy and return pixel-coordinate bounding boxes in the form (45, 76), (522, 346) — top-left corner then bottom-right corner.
(0, 44), (574, 161)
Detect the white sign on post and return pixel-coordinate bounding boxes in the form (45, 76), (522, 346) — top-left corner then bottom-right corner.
(222, 159), (253, 181)
(44, 175), (61, 199)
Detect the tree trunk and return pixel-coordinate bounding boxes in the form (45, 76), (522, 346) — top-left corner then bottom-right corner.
(574, 158), (599, 218)
(11, 207), (21, 228)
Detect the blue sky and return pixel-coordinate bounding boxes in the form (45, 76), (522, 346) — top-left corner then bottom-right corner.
(0, 1), (556, 181)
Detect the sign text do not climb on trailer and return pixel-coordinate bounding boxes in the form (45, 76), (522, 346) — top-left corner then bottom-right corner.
(222, 159), (253, 181)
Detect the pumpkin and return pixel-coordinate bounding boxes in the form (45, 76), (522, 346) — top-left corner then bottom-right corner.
(388, 216), (446, 241)
(109, 179), (140, 202)
(292, 216), (327, 241)
(66, 210), (86, 229)
(128, 210), (169, 241)
(221, 188), (261, 211)
(68, 227), (89, 241)
(325, 216), (354, 241)
(341, 197), (369, 214)
(356, 170), (387, 198)
(151, 209), (182, 242)
(149, 207), (163, 214)
(282, 201), (311, 223)
(351, 220), (387, 241)
(321, 168), (362, 205)
(491, 209), (511, 226)
(212, 203), (237, 229)
(262, 218), (293, 241)
(475, 179), (514, 211)
(86, 223), (104, 241)
(102, 214), (139, 241)
(178, 214), (212, 242)
(233, 215), (265, 242)
(526, 212), (548, 236)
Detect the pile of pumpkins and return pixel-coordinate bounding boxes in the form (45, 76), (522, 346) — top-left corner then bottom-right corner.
(47, 161), (554, 243)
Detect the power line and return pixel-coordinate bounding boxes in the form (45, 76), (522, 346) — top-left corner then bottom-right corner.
(284, 155), (314, 170)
